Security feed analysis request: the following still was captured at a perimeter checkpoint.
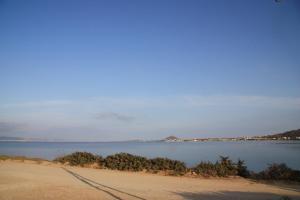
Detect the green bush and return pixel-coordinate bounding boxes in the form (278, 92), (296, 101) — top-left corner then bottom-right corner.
(104, 153), (148, 171)
(148, 157), (187, 175)
(103, 153), (186, 175)
(193, 161), (218, 177)
(236, 159), (250, 178)
(193, 156), (238, 177)
(54, 152), (103, 166)
(53, 152), (300, 181)
(215, 156), (237, 176)
(255, 163), (300, 181)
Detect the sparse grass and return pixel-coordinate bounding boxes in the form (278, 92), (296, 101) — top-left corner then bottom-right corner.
(0, 155), (47, 162)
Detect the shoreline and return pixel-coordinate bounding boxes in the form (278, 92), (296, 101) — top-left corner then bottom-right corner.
(0, 156), (249, 180)
(1, 159), (300, 200)
(1, 139), (300, 142)
(2, 152), (300, 181)
(2, 154), (300, 183)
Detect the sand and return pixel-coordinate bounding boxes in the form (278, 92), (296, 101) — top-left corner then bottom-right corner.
(0, 160), (299, 200)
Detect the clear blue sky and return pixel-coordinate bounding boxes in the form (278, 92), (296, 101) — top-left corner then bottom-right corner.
(0, 0), (300, 141)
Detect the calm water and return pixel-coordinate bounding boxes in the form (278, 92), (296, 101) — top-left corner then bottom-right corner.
(1, 141), (299, 171)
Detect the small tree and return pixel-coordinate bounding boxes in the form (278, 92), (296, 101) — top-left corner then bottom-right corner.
(237, 159), (250, 178)
(216, 156), (237, 176)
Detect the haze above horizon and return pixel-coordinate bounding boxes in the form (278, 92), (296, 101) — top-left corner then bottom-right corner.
(1, 0), (300, 141)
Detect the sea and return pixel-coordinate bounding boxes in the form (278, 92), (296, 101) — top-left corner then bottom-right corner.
(0, 140), (299, 172)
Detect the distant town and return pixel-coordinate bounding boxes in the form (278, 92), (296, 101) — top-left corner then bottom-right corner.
(163, 129), (300, 142)
(1, 129), (300, 142)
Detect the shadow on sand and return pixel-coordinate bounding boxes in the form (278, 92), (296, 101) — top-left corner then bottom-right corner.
(247, 179), (300, 193)
(63, 167), (146, 200)
(174, 191), (299, 200)
(62, 167), (300, 200)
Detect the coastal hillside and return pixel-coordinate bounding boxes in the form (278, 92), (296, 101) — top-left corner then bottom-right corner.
(264, 129), (300, 140)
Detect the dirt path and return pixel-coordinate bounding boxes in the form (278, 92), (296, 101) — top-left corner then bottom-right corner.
(0, 160), (300, 200)
(63, 167), (146, 200)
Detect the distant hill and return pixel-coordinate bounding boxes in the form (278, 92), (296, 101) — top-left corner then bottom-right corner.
(164, 136), (180, 141)
(0, 136), (26, 141)
(264, 129), (300, 140)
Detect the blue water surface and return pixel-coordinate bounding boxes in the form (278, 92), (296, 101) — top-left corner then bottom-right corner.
(0, 141), (299, 171)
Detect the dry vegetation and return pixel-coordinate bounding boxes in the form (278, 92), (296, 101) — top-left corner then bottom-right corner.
(53, 152), (300, 181)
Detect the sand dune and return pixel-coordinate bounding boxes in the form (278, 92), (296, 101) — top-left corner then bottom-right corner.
(0, 160), (299, 200)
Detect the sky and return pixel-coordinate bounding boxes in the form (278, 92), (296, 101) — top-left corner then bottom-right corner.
(0, 0), (300, 141)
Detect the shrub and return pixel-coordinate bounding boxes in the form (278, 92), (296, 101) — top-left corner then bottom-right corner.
(192, 156), (238, 177)
(54, 152), (103, 166)
(148, 157), (187, 175)
(104, 153), (148, 171)
(236, 159), (250, 178)
(256, 163), (300, 181)
(290, 169), (300, 182)
(279, 196), (291, 200)
(215, 156), (237, 176)
(193, 161), (217, 177)
(53, 152), (300, 181)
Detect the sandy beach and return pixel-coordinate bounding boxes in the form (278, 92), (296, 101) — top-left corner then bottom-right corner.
(0, 160), (299, 200)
